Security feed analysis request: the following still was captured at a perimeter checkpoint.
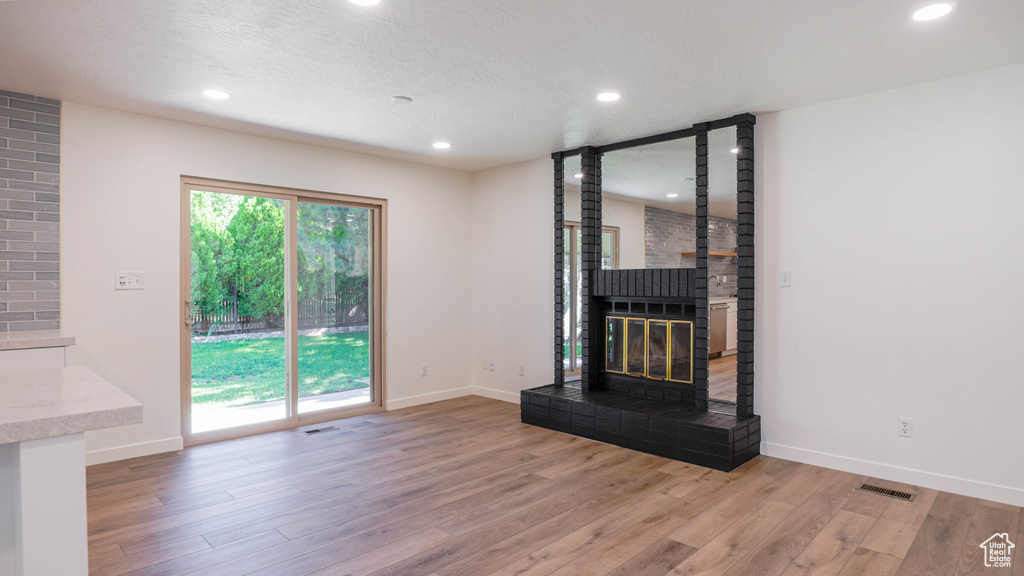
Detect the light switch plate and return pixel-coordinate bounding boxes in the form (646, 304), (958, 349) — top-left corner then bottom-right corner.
(780, 270), (792, 287)
(116, 271), (144, 290)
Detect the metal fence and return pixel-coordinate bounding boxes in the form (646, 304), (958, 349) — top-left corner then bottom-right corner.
(190, 295), (368, 336)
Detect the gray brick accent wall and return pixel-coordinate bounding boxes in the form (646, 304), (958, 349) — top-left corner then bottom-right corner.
(644, 206), (737, 298)
(0, 90), (60, 333)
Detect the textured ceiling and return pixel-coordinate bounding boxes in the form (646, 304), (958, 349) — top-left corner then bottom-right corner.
(1, 0), (1023, 173)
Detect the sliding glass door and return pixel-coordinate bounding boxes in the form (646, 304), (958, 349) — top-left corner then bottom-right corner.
(295, 201), (374, 414)
(181, 178), (385, 443)
(563, 223), (618, 375)
(187, 191), (290, 433)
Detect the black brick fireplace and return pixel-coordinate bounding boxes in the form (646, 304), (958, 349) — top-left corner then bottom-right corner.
(521, 114), (760, 472)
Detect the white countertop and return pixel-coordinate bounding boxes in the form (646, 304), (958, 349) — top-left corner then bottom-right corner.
(0, 366), (143, 444)
(0, 329), (76, 351)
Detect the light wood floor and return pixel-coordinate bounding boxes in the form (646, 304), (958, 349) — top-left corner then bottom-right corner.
(709, 355), (737, 403)
(87, 396), (1022, 576)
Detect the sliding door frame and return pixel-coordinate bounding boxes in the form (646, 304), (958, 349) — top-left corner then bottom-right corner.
(179, 176), (387, 446)
(563, 221), (619, 376)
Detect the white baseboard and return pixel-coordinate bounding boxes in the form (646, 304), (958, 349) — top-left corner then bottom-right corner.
(85, 389), (514, 464)
(385, 385), (522, 411)
(470, 386), (520, 404)
(82, 390), (517, 465)
(85, 436), (184, 466)
(385, 386), (473, 410)
(763, 442), (1024, 508)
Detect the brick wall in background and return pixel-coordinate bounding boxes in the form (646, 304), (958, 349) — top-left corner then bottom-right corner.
(644, 206), (737, 298)
(0, 90), (61, 333)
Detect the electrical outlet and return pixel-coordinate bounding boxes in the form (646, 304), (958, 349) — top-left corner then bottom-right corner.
(722, 276), (728, 283)
(115, 271), (144, 290)
(779, 270), (792, 288)
(421, 364), (427, 377)
(518, 364), (525, 377)
(898, 417), (913, 438)
(488, 359), (495, 372)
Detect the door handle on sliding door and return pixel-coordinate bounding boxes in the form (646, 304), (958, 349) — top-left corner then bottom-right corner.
(184, 301), (195, 326)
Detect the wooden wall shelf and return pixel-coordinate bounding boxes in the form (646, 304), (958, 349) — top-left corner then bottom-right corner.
(681, 251), (737, 257)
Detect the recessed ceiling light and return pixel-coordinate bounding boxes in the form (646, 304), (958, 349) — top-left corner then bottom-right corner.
(202, 89), (230, 100)
(574, 173), (584, 179)
(391, 95), (412, 104)
(349, 0), (380, 5)
(596, 92), (621, 102)
(667, 193), (679, 198)
(912, 2), (955, 21)
(432, 141), (451, 150)
(730, 148), (740, 154)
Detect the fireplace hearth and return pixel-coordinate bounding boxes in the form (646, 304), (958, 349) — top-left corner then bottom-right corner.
(521, 383), (759, 471)
(521, 274), (762, 471)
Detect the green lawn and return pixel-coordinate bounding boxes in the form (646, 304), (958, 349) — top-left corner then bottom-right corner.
(191, 331), (370, 408)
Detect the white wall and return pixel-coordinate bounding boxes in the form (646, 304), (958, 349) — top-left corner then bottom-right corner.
(61, 103), (474, 463)
(469, 164), (648, 400)
(469, 159), (554, 400)
(757, 63), (1024, 506)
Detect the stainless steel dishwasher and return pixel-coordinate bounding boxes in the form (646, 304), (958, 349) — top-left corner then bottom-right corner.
(710, 302), (729, 355)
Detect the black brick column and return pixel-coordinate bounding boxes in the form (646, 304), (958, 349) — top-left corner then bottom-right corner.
(735, 115), (756, 418)
(553, 154), (565, 386)
(693, 123), (710, 411)
(579, 147), (601, 392)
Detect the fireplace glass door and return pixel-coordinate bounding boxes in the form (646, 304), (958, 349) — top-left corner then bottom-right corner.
(647, 320), (668, 380)
(669, 320), (693, 383)
(605, 317), (625, 373)
(625, 319), (646, 376)
(605, 317), (694, 383)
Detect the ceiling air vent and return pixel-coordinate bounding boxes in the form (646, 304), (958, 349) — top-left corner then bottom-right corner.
(858, 483), (916, 501)
(303, 426), (339, 435)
